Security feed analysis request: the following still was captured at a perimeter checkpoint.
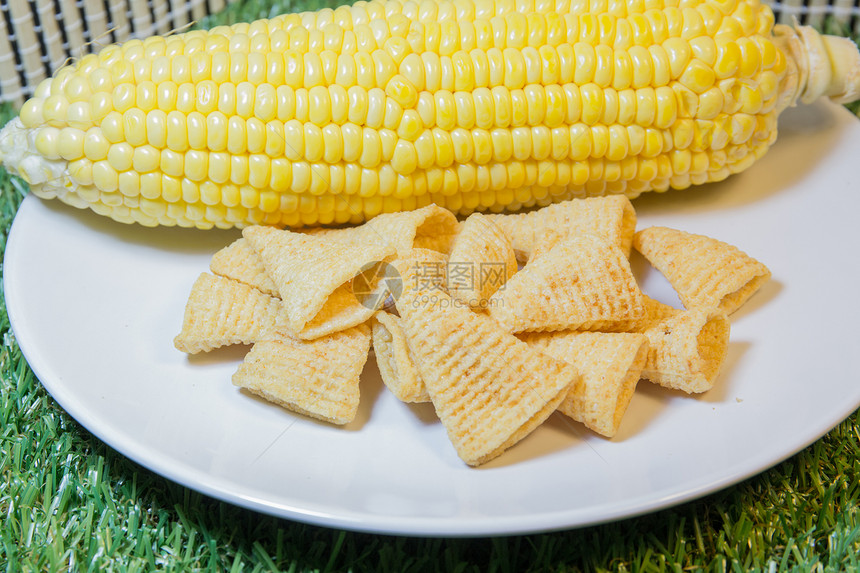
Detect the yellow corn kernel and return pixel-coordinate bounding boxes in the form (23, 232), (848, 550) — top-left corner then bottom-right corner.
(510, 126), (530, 160)
(82, 128), (109, 161)
(107, 143), (134, 172)
(303, 123), (325, 162)
(550, 126), (569, 160)
(185, 150), (209, 182)
(57, 128), (85, 161)
(392, 140), (419, 174)
(32, 127), (60, 160)
(164, 111), (188, 152)
(569, 124), (591, 160)
(450, 127), (473, 163)
(366, 88), (387, 128)
(697, 86), (725, 119)
(736, 37), (761, 78)
(99, 111), (124, 144)
(132, 145), (160, 173)
(360, 128), (382, 168)
(602, 87), (619, 124)
(557, 44), (575, 83)
(679, 58), (716, 94)
(383, 98), (404, 130)
(451, 92), (473, 129)
(503, 48), (527, 89)
(606, 124), (629, 161)
(491, 128), (514, 162)
(580, 83), (602, 125)
(593, 44), (614, 87)
(92, 161), (119, 192)
(118, 171), (141, 197)
(511, 88), (530, 126)
(572, 45), (596, 88)
(560, 84), (580, 124)
(648, 44), (671, 86)
(653, 85), (677, 128)
(612, 51), (633, 90)
(373, 49), (398, 86)
(489, 86), (510, 127)
(161, 149), (185, 178)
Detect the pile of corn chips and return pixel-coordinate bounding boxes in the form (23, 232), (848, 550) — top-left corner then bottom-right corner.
(174, 197), (771, 466)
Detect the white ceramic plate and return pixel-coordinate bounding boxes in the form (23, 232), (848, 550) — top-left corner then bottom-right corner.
(5, 100), (860, 537)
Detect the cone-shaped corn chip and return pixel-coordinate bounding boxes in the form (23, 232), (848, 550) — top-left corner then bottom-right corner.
(486, 196), (636, 262)
(388, 249), (450, 304)
(624, 296), (683, 332)
(306, 204), (460, 256)
(243, 226), (395, 333)
(633, 227), (771, 315)
(641, 296), (682, 324)
(634, 306), (730, 393)
(527, 228), (568, 264)
(174, 273), (288, 354)
(295, 279), (386, 340)
(232, 325), (371, 425)
(412, 219), (461, 254)
(520, 331), (648, 438)
(395, 267), (577, 466)
(371, 312), (430, 403)
(446, 213), (518, 308)
(210, 238), (278, 297)
(489, 235), (646, 333)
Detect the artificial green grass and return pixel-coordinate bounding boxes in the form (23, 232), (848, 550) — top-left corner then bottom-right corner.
(2, 3), (860, 571)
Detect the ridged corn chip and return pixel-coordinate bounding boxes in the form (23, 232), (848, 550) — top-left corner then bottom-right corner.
(393, 251), (577, 465)
(243, 225), (395, 334)
(446, 212), (518, 308)
(634, 305), (731, 393)
(489, 234), (646, 332)
(232, 325), (371, 425)
(634, 226), (771, 314)
(305, 203), (460, 255)
(210, 238), (279, 296)
(487, 195), (637, 261)
(520, 331), (649, 437)
(371, 311), (430, 403)
(174, 273), (288, 353)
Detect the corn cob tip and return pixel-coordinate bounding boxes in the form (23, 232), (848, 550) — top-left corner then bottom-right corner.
(815, 33), (860, 104)
(775, 25), (860, 108)
(0, 117), (75, 199)
(0, 117), (73, 199)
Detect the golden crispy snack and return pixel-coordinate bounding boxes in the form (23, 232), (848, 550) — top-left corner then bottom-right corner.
(305, 204), (460, 256)
(489, 235), (646, 333)
(371, 311), (430, 403)
(485, 196), (637, 262)
(520, 331), (648, 438)
(296, 280), (386, 340)
(633, 304), (731, 394)
(232, 325), (371, 425)
(243, 225), (395, 333)
(634, 226), (771, 314)
(174, 273), (287, 354)
(394, 255), (577, 466)
(446, 213), (519, 309)
(209, 238), (278, 297)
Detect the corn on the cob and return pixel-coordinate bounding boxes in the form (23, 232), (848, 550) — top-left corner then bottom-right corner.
(1, 0), (859, 229)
